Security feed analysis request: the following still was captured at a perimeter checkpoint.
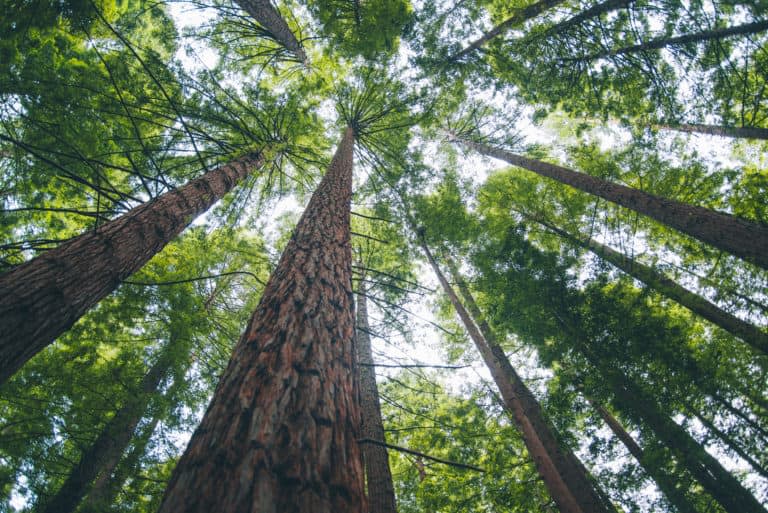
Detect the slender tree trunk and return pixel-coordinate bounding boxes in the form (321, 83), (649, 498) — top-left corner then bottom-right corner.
(448, 0), (565, 62)
(0, 152), (265, 385)
(158, 128), (366, 513)
(539, 0), (635, 39)
(38, 345), (174, 513)
(576, 20), (768, 62)
(587, 353), (768, 513)
(589, 400), (700, 513)
(356, 279), (398, 513)
(453, 135), (768, 269)
(684, 404), (768, 480)
(236, 0), (308, 65)
(656, 123), (768, 140)
(419, 238), (617, 513)
(78, 408), (163, 513)
(528, 215), (768, 354)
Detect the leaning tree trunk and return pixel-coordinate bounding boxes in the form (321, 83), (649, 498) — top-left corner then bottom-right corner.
(538, 0), (635, 39)
(157, 128), (366, 513)
(79, 406), (163, 513)
(588, 400), (700, 513)
(576, 19), (768, 62)
(587, 351), (768, 513)
(356, 279), (398, 513)
(528, 215), (768, 355)
(656, 122), (768, 141)
(448, 0), (565, 62)
(236, 0), (308, 65)
(419, 238), (617, 513)
(453, 136), (768, 270)
(38, 341), (176, 513)
(0, 152), (265, 385)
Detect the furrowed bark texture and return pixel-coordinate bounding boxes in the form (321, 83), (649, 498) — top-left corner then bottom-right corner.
(0, 152), (264, 384)
(236, 0), (308, 65)
(588, 353), (768, 513)
(457, 137), (768, 269)
(658, 123), (768, 140)
(580, 19), (768, 61)
(157, 128), (365, 513)
(420, 240), (616, 513)
(531, 216), (768, 354)
(356, 280), (398, 513)
(589, 401), (700, 513)
(39, 347), (172, 513)
(449, 0), (565, 61)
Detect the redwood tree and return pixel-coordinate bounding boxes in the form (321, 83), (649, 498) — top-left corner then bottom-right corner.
(0, 152), (265, 384)
(452, 135), (768, 270)
(157, 128), (366, 513)
(356, 279), (398, 513)
(236, 0), (308, 65)
(419, 235), (617, 513)
(526, 214), (768, 355)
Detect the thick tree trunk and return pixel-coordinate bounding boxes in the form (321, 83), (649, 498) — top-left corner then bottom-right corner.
(454, 136), (768, 269)
(448, 0), (565, 62)
(356, 279), (398, 513)
(38, 346), (173, 513)
(590, 356), (768, 513)
(158, 128), (366, 513)
(529, 215), (768, 354)
(0, 152), (265, 384)
(577, 20), (768, 62)
(656, 123), (768, 140)
(236, 0), (308, 65)
(589, 400), (700, 513)
(419, 239), (617, 513)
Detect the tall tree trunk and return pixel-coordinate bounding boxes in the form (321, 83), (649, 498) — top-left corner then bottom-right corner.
(38, 344), (175, 513)
(656, 123), (768, 140)
(448, 0), (565, 62)
(683, 403), (768, 480)
(585, 351), (768, 513)
(528, 214), (768, 354)
(157, 128), (366, 513)
(589, 400), (700, 513)
(419, 237), (617, 513)
(452, 135), (768, 269)
(236, 0), (308, 65)
(78, 408), (163, 513)
(575, 20), (768, 62)
(0, 152), (265, 384)
(356, 279), (398, 513)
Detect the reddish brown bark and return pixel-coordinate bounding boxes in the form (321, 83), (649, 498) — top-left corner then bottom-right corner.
(356, 279), (398, 513)
(157, 128), (365, 513)
(236, 0), (308, 65)
(455, 136), (768, 269)
(448, 0), (565, 62)
(657, 123), (768, 140)
(529, 215), (768, 354)
(420, 239), (616, 513)
(0, 153), (265, 384)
